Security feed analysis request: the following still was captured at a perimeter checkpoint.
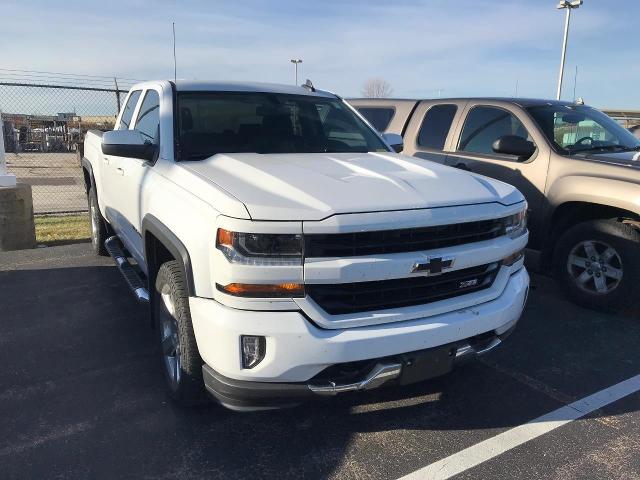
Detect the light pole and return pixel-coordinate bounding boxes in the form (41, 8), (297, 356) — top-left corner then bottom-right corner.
(290, 59), (302, 85)
(556, 0), (582, 100)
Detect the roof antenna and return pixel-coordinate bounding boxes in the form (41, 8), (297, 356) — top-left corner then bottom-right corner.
(302, 79), (315, 92)
(172, 22), (177, 83)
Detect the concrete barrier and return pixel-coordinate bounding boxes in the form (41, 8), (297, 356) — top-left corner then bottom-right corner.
(0, 184), (36, 251)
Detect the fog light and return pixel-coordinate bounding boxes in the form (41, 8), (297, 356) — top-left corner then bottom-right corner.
(241, 335), (266, 369)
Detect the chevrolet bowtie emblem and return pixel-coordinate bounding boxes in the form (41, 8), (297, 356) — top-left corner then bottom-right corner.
(411, 256), (455, 276)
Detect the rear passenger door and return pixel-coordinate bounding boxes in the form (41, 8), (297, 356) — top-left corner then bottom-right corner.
(115, 88), (161, 264)
(444, 102), (550, 224)
(402, 100), (467, 164)
(101, 89), (142, 234)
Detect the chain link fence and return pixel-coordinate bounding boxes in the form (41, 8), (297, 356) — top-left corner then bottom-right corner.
(1, 80), (131, 215)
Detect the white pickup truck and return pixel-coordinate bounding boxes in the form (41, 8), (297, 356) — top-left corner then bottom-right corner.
(82, 80), (529, 410)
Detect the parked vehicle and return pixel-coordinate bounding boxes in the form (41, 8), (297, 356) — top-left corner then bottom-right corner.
(351, 97), (640, 312)
(82, 81), (529, 410)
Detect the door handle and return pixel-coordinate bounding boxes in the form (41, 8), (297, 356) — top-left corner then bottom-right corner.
(455, 162), (471, 172)
(115, 167), (124, 176)
(103, 157), (110, 165)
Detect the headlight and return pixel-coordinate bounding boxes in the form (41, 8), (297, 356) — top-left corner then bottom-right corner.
(216, 228), (303, 265)
(504, 208), (528, 239)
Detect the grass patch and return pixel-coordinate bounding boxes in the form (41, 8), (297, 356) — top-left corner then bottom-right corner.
(35, 214), (91, 245)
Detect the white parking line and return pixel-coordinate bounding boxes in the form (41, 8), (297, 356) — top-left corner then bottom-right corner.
(399, 374), (640, 480)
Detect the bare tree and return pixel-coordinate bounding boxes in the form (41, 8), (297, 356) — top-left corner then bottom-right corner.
(361, 78), (393, 98)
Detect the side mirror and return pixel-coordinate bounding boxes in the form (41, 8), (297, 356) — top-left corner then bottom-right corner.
(102, 130), (157, 162)
(383, 133), (404, 153)
(492, 135), (535, 160)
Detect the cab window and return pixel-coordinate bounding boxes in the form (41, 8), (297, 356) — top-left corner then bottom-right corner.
(118, 90), (142, 130)
(459, 106), (532, 156)
(134, 90), (160, 144)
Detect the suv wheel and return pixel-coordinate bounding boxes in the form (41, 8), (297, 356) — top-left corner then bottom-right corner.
(554, 219), (640, 312)
(154, 260), (206, 405)
(88, 186), (108, 256)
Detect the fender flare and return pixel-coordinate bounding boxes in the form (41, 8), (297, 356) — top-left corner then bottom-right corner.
(81, 157), (95, 193)
(141, 214), (196, 296)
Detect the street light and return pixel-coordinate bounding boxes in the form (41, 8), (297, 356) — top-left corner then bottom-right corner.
(290, 59), (302, 85)
(556, 0), (583, 100)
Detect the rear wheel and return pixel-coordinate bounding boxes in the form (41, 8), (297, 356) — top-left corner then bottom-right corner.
(88, 186), (108, 256)
(554, 219), (640, 312)
(154, 260), (206, 406)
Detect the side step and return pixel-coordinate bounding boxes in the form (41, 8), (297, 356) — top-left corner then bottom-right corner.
(104, 236), (150, 304)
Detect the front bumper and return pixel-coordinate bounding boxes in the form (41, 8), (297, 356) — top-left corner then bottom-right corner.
(202, 324), (517, 410)
(190, 268), (529, 407)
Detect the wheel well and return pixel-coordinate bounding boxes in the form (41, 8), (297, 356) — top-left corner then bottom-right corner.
(542, 201), (640, 264)
(145, 232), (176, 285)
(144, 232), (176, 326)
(82, 166), (91, 195)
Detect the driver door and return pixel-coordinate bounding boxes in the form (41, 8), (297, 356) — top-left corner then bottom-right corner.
(445, 102), (551, 230)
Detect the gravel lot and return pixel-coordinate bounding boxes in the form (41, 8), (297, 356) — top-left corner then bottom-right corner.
(1, 244), (639, 479)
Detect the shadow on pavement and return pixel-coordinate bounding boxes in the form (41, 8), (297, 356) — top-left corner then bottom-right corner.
(0, 266), (638, 479)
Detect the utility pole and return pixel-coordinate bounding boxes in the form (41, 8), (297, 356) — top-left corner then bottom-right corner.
(290, 59), (302, 85)
(556, 0), (583, 100)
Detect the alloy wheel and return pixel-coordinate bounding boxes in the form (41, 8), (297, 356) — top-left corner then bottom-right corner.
(566, 240), (623, 295)
(159, 286), (181, 387)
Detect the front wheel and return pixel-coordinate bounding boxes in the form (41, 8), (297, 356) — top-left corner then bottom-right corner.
(554, 219), (640, 312)
(154, 260), (207, 406)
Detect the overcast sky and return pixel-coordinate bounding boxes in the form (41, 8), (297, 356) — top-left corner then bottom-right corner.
(2, 0), (638, 108)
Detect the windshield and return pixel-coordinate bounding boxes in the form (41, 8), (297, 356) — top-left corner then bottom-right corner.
(526, 104), (640, 155)
(176, 92), (389, 159)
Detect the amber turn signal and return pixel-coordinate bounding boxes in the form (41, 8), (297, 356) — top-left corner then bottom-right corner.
(216, 228), (234, 248)
(216, 282), (304, 298)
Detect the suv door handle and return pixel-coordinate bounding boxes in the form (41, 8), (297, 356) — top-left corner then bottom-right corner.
(115, 167), (124, 176)
(455, 162), (471, 171)
(103, 157), (110, 165)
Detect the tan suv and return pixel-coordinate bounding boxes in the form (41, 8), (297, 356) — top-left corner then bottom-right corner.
(350, 97), (640, 312)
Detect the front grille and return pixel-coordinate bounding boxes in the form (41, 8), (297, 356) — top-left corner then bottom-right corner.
(306, 262), (501, 315)
(305, 218), (506, 257)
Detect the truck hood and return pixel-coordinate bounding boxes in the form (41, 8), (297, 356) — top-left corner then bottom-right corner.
(580, 150), (640, 168)
(181, 152), (523, 221)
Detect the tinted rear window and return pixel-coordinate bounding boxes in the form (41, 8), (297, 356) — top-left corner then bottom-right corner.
(417, 104), (457, 150)
(356, 107), (395, 132)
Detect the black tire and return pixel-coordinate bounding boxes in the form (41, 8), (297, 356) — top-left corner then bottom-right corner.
(553, 218), (640, 312)
(88, 186), (109, 256)
(154, 260), (207, 406)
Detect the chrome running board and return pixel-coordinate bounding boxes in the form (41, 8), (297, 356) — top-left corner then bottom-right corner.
(104, 236), (149, 304)
(308, 363), (402, 396)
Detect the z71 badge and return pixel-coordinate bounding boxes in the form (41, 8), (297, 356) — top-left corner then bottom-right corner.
(459, 279), (479, 289)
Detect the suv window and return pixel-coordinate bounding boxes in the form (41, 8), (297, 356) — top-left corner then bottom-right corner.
(417, 104), (457, 150)
(134, 90), (160, 143)
(459, 106), (531, 156)
(356, 107), (395, 131)
(118, 90), (141, 130)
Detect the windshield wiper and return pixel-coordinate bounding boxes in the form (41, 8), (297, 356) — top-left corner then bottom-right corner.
(571, 144), (638, 154)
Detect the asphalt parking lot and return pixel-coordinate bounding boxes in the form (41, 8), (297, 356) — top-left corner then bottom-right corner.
(1, 243), (639, 480)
